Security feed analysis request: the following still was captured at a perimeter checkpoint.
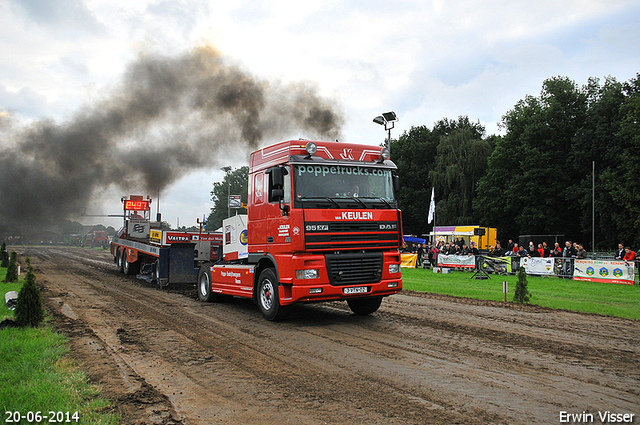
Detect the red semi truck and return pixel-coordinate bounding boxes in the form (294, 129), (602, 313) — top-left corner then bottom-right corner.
(112, 140), (403, 320)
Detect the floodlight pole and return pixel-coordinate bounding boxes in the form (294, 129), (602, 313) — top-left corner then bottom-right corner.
(221, 166), (232, 218)
(373, 111), (398, 156)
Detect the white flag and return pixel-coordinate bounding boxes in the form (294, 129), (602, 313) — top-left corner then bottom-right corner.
(427, 187), (435, 224)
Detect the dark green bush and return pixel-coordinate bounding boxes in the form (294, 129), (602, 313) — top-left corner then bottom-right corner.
(15, 257), (44, 327)
(4, 251), (18, 282)
(513, 266), (531, 304)
(0, 241), (8, 267)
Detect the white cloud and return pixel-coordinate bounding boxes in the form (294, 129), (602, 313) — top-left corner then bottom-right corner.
(1, 0), (639, 226)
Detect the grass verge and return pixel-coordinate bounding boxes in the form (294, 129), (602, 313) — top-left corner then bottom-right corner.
(401, 267), (640, 320)
(1, 272), (120, 424)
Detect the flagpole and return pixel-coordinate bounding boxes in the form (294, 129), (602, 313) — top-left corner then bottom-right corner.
(428, 187), (436, 245)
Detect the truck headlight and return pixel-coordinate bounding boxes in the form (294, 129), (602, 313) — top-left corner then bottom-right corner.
(388, 264), (400, 274)
(296, 269), (319, 279)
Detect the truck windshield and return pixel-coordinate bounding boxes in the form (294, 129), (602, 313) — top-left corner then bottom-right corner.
(292, 164), (396, 208)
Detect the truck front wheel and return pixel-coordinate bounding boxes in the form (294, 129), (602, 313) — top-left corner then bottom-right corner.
(197, 265), (220, 302)
(347, 297), (383, 315)
(257, 268), (289, 321)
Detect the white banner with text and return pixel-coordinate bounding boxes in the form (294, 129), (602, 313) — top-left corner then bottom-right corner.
(438, 254), (476, 269)
(573, 259), (636, 285)
(520, 257), (555, 276)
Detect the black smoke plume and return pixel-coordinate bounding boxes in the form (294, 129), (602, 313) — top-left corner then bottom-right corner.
(0, 46), (344, 231)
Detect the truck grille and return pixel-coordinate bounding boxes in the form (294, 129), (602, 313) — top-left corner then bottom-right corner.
(325, 252), (383, 286)
(305, 221), (399, 251)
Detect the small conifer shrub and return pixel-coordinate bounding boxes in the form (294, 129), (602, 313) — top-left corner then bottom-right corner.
(513, 266), (532, 304)
(0, 241), (8, 267)
(4, 251), (18, 282)
(15, 257), (44, 327)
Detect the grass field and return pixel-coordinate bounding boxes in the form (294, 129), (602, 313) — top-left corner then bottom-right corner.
(401, 266), (640, 320)
(0, 267), (119, 424)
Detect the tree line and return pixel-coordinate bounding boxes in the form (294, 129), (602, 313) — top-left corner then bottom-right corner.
(205, 74), (640, 251)
(395, 74), (640, 251)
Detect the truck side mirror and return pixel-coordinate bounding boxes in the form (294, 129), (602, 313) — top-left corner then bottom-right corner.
(267, 167), (289, 208)
(271, 167), (285, 189)
(393, 175), (400, 194)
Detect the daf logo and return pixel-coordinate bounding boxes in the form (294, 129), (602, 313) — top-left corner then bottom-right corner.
(379, 224), (397, 230)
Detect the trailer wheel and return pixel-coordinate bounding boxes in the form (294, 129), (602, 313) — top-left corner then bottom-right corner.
(117, 248), (125, 273)
(257, 268), (289, 321)
(123, 250), (139, 275)
(197, 265), (220, 302)
(154, 259), (161, 284)
(347, 296), (383, 315)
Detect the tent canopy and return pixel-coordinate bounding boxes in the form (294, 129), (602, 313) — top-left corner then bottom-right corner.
(403, 235), (426, 244)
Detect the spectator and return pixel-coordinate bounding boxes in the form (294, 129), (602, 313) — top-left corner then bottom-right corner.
(552, 242), (562, 257)
(563, 241), (576, 258)
(490, 243), (504, 257)
(615, 243), (625, 260)
(537, 243), (545, 258)
(516, 245), (528, 257)
(506, 239), (515, 252)
(562, 240), (576, 278)
(512, 243), (520, 255)
(528, 241), (538, 257)
(623, 247), (636, 262)
(542, 242), (551, 257)
(416, 244), (424, 266)
(428, 243), (437, 267)
(469, 242), (479, 256)
(576, 244), (588, 259)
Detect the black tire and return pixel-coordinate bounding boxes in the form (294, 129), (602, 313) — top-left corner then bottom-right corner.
(117, 248), (125, 273)
(197, 265), (220, 302)
(123, 250), (139, 275)
(347, 296), (383, 315)
(257, 268), (289, 321)
(154, 259), (161, 284)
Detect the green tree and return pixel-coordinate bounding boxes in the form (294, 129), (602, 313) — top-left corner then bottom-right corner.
(58, 219), (84, 235)
(0, 240), (8, 268)
(475, 75), (637, 249)
(4, 251), (18, 282)
(392, 125), (440, 236)
(429, 127), (492, 225)
(513, 266), (531, 304)
(393, 116), (488, 236)
(15, 257), (44, 327)
(205, 166), (249, 231)
(604, 73), (640, 248)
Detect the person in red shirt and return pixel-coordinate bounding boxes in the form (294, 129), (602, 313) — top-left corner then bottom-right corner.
(623, 247), (636, 262)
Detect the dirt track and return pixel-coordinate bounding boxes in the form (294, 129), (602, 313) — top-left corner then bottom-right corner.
(21, 246), (640, 424)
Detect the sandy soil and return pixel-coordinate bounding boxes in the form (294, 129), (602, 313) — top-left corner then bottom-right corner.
(19, 246), (640, 424)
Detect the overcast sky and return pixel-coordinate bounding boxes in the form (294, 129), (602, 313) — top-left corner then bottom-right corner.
(1, 0), (639, 229)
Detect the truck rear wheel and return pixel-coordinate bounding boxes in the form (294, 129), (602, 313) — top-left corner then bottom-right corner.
(347, 296), (383, 315)
(257, 268), (289, 321)
(123, 250), (139, 275)
(197, 265), (220, 302)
